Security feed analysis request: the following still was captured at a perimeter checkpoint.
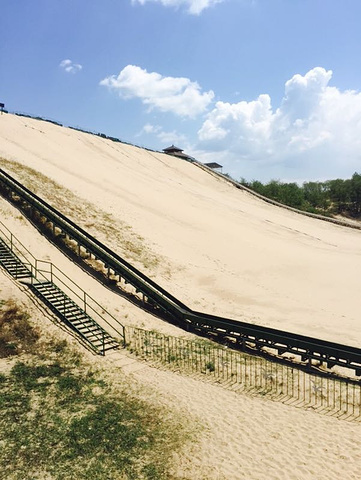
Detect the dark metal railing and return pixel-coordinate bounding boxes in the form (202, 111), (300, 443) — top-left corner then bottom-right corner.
(0, 220), (125, 350)
(125, 326), (361, 421)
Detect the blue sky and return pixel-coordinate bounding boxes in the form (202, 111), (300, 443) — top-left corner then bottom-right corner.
(2, 0), (361, 182)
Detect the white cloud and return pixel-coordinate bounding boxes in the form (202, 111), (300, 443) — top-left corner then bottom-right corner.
(135, 123), (162, 137)
(131, 0), (223, 15)
(59, 59), (82, 74)
(157, 129), (188, 145)
(141, 123), (162, 135)
(196, 67), (361, 181)
(100, 65), (214, 117)
(137, 123), (187, 146)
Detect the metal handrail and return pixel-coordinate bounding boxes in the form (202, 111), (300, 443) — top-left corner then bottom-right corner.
(0, 221), (125, 344)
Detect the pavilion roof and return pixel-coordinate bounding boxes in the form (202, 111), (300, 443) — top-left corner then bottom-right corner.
(204, 162), (223, 169)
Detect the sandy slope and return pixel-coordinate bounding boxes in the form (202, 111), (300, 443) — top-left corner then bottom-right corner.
(1, 113), (361, 347)
(1, 113), (361, 479)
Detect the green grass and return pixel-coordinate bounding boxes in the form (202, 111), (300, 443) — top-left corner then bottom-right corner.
(0, 300), (194, 480)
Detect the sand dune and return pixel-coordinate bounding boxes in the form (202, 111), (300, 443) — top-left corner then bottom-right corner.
(1, 113), (361, 346)
(1, 113), (361, 479)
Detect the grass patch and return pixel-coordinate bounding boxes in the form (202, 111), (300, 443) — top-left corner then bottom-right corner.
(0, 301), (194, 479)
(0, 299), (40, 357)
(205, 361), (215, 372)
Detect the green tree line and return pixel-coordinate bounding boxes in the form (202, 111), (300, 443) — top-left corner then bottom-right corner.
(240, 172), (361, 218)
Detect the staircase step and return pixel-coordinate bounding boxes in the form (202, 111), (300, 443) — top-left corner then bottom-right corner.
(51, 299), (73, 307)
(1, 264), (32, 278)
(4, 263), (26, 268)
(78, 326), (101, 334)
(1, 258), (23, 265)
(7, 266), (31, 273)
(72, 322), (94, 330)
(40, 289), (64, 297)
(35, 286), (59, 293)
(6, 264), (28, 270)
(35, 281), (54, 289)
(12, 272), (33, 278)
(1, 256), (18, 262)
(62, 306), (80, 313)
(72, 316), (94, 324)
(46, 291), (67, 299)
(66, 313), (89, 321)
(84, 333), (107, 342)
(51, 296), (72, 303)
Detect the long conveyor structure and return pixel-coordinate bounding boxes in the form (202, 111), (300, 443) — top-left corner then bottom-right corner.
(1, 166), (361, 378)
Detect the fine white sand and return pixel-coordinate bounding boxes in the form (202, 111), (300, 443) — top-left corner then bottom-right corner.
(1, 114), (361, 347)
(1, 113), (361, 479)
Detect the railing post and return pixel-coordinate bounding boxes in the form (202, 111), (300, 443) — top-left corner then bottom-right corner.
(123, 326), (126, 348)
(84, 292), (87, 313)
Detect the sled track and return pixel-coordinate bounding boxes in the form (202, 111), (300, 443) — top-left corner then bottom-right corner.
(1, 167), (361, 379)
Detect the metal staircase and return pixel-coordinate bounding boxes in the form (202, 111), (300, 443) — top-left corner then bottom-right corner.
(0, 237), (33, 279)
(0, 231), (120, 355)
(30, 282), (119, 353)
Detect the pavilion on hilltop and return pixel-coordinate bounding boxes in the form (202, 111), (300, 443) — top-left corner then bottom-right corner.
(162, 145), (194, 161)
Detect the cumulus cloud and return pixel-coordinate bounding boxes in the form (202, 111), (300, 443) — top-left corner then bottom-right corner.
(139, 123), (162, 135)
(131, 0), (223, 15)
(157, 129), (188, 145)
(137, 123), (188, 145)
(100, 65), (214, 117)
(59, 59), (82, 74)
(197, 67), (361, 180)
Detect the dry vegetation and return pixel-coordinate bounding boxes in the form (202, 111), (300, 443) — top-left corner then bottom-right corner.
(0, 299), (195, 480)
(0, 157), (166, 273)
(0, 299), (39, 357)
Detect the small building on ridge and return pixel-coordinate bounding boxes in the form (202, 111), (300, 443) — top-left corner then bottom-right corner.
(162, 145), (194, 161)
(204, 162), (223, 173)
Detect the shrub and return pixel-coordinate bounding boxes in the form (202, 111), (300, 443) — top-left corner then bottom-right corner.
(206, 361), (215, 372)
(0, 300), (39, 357)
